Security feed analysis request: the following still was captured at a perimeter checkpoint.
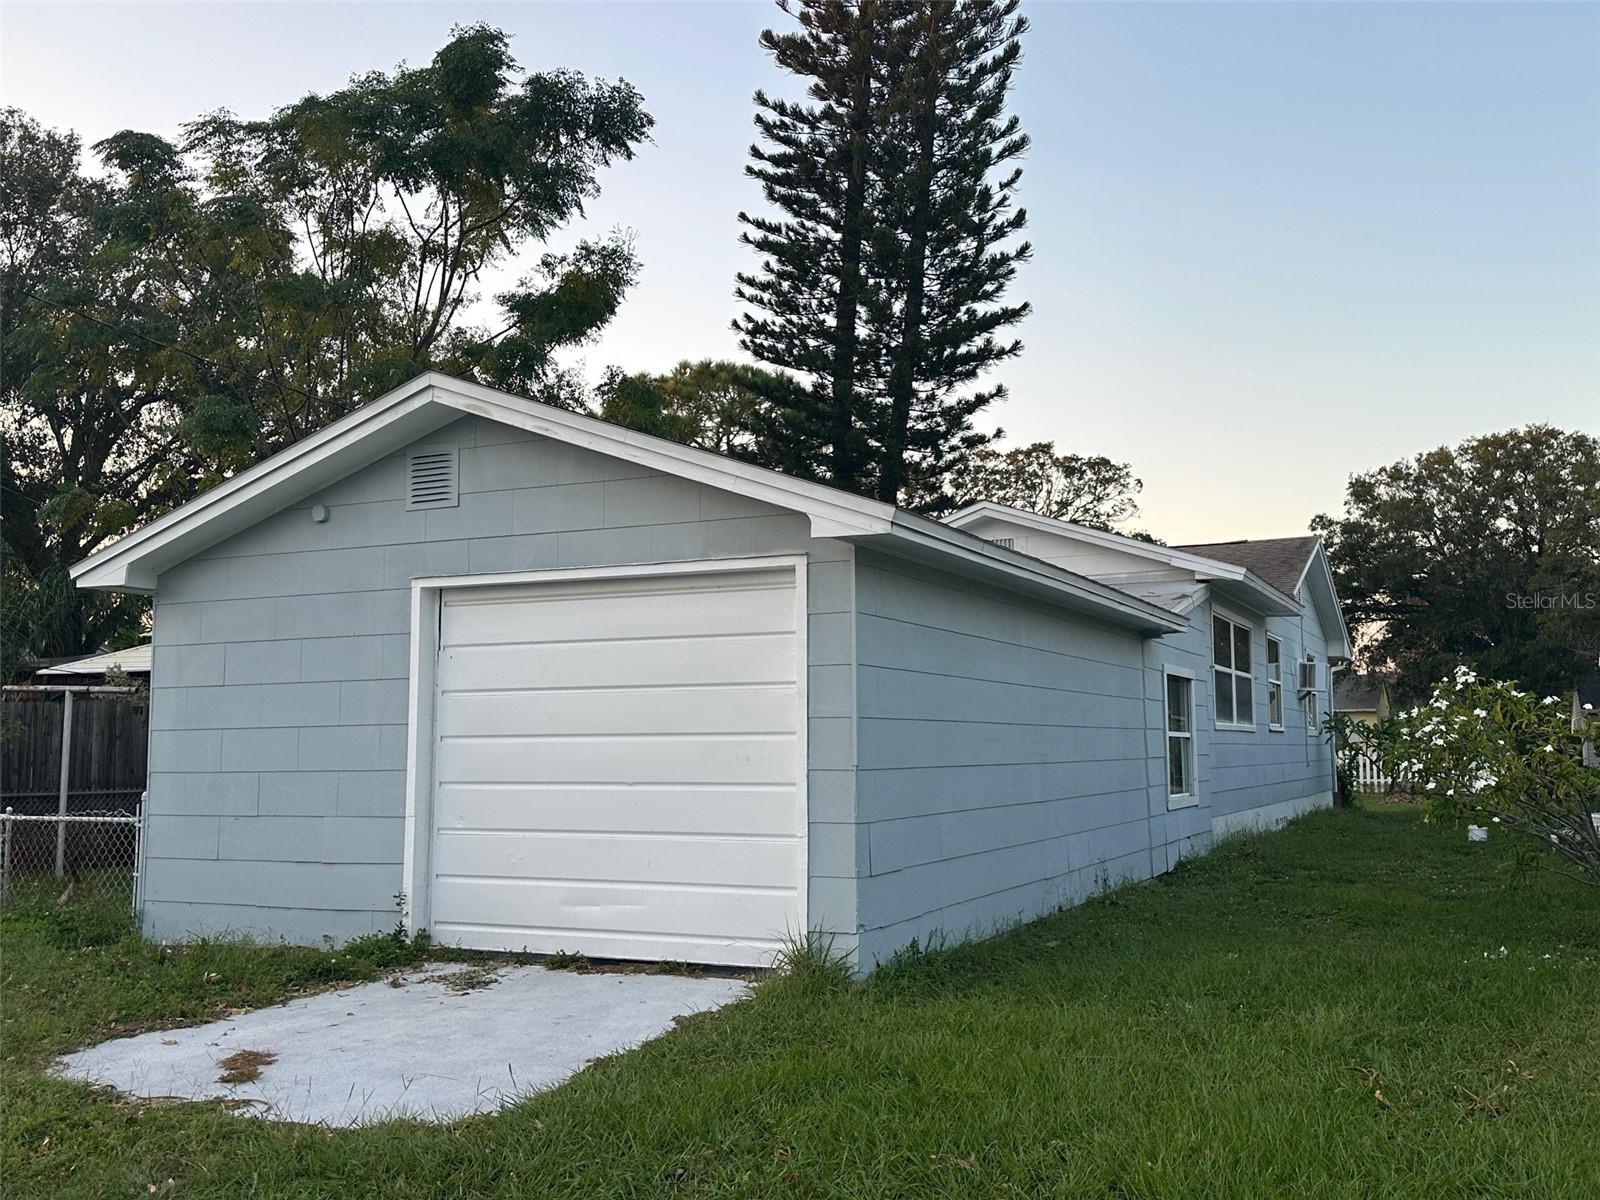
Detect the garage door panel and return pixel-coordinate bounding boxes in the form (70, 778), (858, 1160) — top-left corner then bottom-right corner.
(441, 581), (795, 647)
(432, 829), (798, 889)
(427, 565), (803, 966)
(435, 733), (797, 785)
(430, 924), (784, 966)
(433, 686), (797, 738)
(435, 784), (798, 838)
(437, 635), (795, 691)
(430, 878), (797, 944)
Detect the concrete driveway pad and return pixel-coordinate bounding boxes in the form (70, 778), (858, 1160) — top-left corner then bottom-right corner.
(54, 962), (749, 1126)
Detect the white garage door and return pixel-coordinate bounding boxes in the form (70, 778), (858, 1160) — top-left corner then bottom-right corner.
(428, 565), (803, 966)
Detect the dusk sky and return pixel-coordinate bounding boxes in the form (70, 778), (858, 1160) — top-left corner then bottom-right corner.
(5, 1), (1596, 543)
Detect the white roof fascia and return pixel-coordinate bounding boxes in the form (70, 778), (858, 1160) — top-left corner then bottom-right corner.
(71, 373), (896, 592)
(945, 501), (1299, 616)
(70, 379), (457, 591)
(71, 374), (1179, 632)
(1299, 542), (1353, 660)
(439, 376), (895, 539)
(37, 642), (154, 676)
(865, 512), (1186, 635)
(945, 502), (1243, 577)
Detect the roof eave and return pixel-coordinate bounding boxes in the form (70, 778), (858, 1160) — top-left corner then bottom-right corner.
(71, 373), (899, 593)
(71, 375), (1169, 632)
(867, 513), (1187, 635)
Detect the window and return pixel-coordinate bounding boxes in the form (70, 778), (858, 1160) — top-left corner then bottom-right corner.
(1166, 671), (1196, 803)
(1304, 653), (1319, 734)
(1212, 613), (1254, 728)
(1266, 636), (1284, 729)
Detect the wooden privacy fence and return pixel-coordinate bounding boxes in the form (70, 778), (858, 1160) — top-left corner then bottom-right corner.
(0, 687), (148, 903)
(1, 686), (148, 815)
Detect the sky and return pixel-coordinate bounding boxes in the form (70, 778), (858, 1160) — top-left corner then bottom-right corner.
(4, 1), (1597, 543)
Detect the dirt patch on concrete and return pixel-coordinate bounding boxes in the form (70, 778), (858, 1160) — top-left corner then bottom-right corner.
(216, 1049), (277, 1084)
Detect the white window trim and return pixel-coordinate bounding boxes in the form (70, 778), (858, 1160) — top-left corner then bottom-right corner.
(1303, 651), (1320, 735)
(1211, 607), (1257, 732)
(1164, 665), (1200, 809)
(1266, 634), (1285, 732)
(399, 553), (810, 946)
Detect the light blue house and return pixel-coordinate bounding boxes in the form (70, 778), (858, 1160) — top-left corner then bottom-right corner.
(74, 373), (1349, 970)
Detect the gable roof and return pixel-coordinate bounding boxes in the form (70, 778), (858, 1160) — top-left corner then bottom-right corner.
(1173, 536), (1321, 596)
(37, 641), (153, 677)
(943, 501), (1301, 616)
(944, 502), (1352, 660)
(71, 373), (1184, 636)
(1333, 672), (1388, 712)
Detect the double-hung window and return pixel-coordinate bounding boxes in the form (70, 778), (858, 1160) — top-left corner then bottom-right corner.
(1166, 670), (1196, 804)
(1212, 613), (1254, 728)
(1266, 636), (1284, 730)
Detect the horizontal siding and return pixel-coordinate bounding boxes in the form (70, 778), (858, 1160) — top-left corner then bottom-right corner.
(143, 414), (855, 948)
(852, 551), (1156, 966)
(852, 548), (1339, 968)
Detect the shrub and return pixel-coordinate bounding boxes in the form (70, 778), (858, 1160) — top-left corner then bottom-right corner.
(1380, 667), (1599, 881)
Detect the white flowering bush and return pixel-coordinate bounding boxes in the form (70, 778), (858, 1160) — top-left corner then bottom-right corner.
(1380, 667), (1600, 882)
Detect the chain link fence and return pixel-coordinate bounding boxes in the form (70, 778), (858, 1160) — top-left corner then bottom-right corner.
(1, 686), (148, 916)
(0, 806), (144, 911)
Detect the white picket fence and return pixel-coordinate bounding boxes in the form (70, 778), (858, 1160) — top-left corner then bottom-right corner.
(1354, 753), (1392, 794)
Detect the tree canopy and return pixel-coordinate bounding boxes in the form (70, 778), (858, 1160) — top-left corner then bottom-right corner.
(1313, 425), (1600, 701)
(946, 441), (1144, 531)
(0, 25), (651, 676)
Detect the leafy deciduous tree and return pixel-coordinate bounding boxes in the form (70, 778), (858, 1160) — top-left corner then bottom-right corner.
(596, 359), (810, 465)
(1313, 425), (1600, 701)
(945, 441), (1144, 530)
(0, 26), (652, 676)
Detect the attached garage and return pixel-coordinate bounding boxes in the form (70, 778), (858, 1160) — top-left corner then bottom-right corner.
(417, 562), (805, 966)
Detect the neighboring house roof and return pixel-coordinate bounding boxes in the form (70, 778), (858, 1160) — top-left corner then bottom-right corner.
(36, 642), (152, 677)
(71, 373), (1184, 637)
(1173, 536), (1322, 597)
(1333, 672), (1388, 713)
(944, 503), (1352, 659)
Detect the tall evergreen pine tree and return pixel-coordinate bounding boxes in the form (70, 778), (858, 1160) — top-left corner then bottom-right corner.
(872, 0), (1031, 505)
(736, 0), (1031, 507)
(735, 0), (884, 490)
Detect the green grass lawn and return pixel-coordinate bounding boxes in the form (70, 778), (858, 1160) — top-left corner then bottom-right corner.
(4, 806), (1598, 1198)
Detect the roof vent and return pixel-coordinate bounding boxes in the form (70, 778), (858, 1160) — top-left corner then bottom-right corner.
(406, 447), (459, 510)
(988, 536), (1015, 551)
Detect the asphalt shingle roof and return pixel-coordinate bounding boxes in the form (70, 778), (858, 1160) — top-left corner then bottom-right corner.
(1173, 535), (1320, 596)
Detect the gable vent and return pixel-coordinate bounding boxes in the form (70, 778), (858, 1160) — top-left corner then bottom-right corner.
(988, 536), (1015, 551)
(406, 447), (459, 510)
